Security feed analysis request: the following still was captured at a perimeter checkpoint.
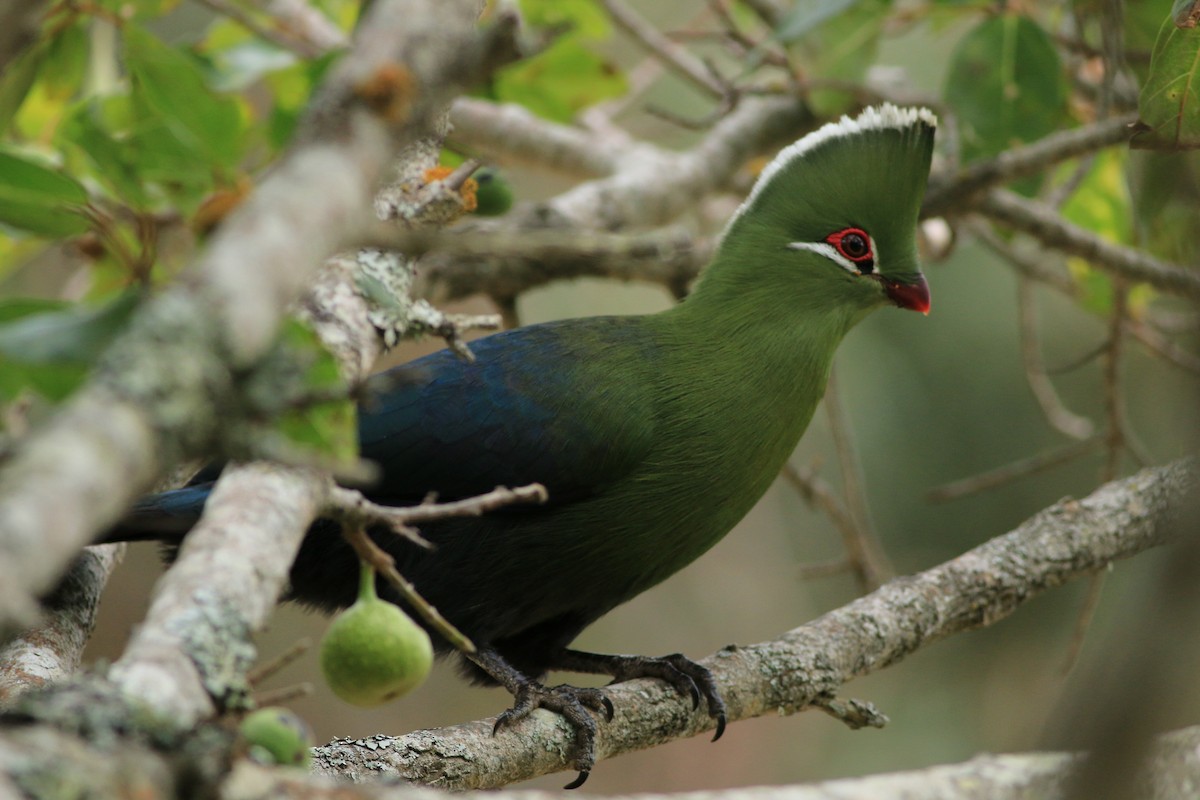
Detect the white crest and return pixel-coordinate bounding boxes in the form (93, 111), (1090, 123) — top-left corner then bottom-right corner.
(728, 104), (938, 226)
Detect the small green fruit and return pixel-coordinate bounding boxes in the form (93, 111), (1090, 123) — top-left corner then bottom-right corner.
(239, 707), (313, 767)
(319, 561), (433, 707)
(471, 168), (514, 216)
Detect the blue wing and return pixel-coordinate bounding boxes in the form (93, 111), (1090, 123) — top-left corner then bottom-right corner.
(122, 318), (658, 526)
(358, 318), (657, 506)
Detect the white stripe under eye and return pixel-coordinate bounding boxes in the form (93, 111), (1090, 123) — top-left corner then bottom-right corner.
(788, 241), (858, 273)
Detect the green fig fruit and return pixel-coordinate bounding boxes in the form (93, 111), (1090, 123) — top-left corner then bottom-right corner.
(239, 707), (313, 767)
(319, 560), (433, 707)
(471, 168), (514, 216)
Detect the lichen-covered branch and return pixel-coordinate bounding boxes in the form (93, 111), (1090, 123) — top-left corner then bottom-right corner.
(0, 0), (513, 644)
(0, 545), (123, 706)
(0, 463), (1192, 796)
(312, 460), (1195, 788)
(409, 95), (812, 303)
(449, 98), (621, 177)
(227, 725), (1200, 799)
(370, 225), (708, 303)
(107, 463), (327, 724)
(418, 103), (1163, 311)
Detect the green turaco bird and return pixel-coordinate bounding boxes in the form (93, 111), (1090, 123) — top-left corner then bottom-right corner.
(119, 104), (936, 787)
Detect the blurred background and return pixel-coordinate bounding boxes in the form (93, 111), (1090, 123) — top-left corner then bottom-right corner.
(1, 0), (1196, 793)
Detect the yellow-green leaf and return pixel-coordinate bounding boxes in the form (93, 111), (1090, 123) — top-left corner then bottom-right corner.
(0, 150), (90, 237)
(123, 25), (243, 169)
(1132, 7), (1200, 150)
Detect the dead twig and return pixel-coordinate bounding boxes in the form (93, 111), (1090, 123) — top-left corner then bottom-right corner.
(247, 638), (313, 687)
(927, 438), (1104, 504)
(328, 483), (548, 653)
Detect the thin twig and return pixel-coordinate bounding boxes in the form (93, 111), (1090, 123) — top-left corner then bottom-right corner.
(977, 189), (1200, 303)
(600, 0), (729, 100)
(329, 483), (548, 653)
(822, 368), (892, 590)
(705, 0), (795, 75)
(1017, 276), (1095, 440)
(339, 522), (475, 654)
(330, 482), (546, 532)
(253, 682), (315, 707)
(794, 558), (855, 579)
(971, 221), (1200, 378)
(781, 463), (868, 587)
(1061, 274), (1130, 674)
(1062, 569), (1108, 676)
(195, 0), (327, 58)
(969, 220), (1076, 295)
(927, 437), (1104, 504)
(923, 115), (1136, 217)
(1125, 320), (1200, 376)
(247, 638), (313, 686)
(1102, 280), (1129, 480)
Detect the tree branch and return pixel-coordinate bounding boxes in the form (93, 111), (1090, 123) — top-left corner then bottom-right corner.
(977, 189), (1200, 302)
(449, 98), (621, 177)
(228, 725), (1200, 799)
(0, 0), (516, 644)
(312, 460), (1196, 788)
(922, 115), (1136, 217)
(600, 0), (728, 100)
(0, 545), (123, 706)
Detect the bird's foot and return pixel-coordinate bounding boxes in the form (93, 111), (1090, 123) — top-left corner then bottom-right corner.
(493, 681), (614, 790)
(555, 650), (727, 741)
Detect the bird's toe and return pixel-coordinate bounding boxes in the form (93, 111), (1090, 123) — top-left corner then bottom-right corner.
(492, 681), (608, 788)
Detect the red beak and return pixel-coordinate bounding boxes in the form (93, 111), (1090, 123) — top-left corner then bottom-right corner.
(878, 273), (930, 315)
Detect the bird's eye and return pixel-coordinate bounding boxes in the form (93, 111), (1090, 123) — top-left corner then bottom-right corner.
(826, 227), (875, 273)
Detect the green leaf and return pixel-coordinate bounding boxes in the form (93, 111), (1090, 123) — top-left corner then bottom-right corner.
(944, 14), (1067, 163)
(262, 52), (339, 152)
(272, 320), (358, 465)
(123, 24), (243, 169)
(41, 20), (89, 100)
(1060, 150), (1132, 246)
(519, 0), (611, 38)
(0, 293), (140, 402)
(785, 0), (891, 115)
(0, 43), (45, 134)
(1060, 150), (1154, 316)
(0, 362), (89, 403)
(1131, 9), (1200, 150)
(0, 298), (67, 323)
(775, 0), (859, 42)
(206, 15), (298, 91)
(490, 0), (624, 122)
(58, 100), (152, 208)
(0, 150), (90, 237)
(492, 36), (625, 122)
(0, 291), (141, 364)
(1128, 150), (1200, 263)
(96, 0), (181, 21)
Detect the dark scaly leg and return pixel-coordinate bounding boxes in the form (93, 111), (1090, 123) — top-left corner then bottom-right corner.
(466, 647), (614, 790)
(552, 649), (727, 741)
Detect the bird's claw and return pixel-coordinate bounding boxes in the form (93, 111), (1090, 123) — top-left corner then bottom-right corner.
(606, 653), (727, 740)
(491, 682), (612, 789)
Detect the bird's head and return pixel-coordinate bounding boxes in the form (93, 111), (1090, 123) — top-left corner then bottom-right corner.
(705, 104), (936, 320)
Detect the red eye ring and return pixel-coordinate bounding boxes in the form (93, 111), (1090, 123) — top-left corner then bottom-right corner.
(826, 227), (873, 263)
